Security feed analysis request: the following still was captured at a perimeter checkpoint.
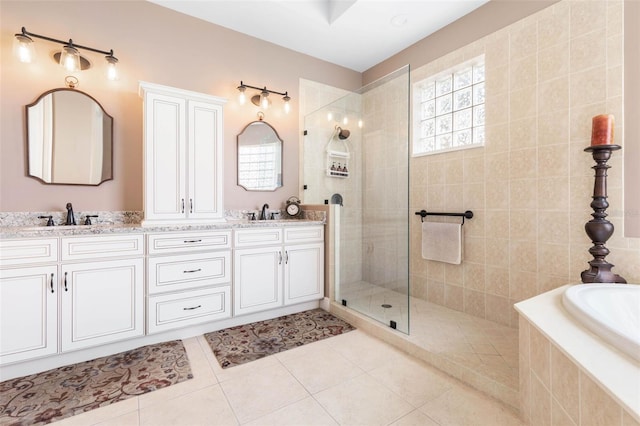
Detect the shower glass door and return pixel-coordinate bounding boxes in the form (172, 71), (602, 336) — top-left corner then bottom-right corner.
(303, 66), (410, 333)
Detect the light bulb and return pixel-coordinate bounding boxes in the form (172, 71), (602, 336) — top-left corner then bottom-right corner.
(327, 112), (333, 121)
(260, 91), (269, 109)
(358, 119), (363, 128)
(105, 55), (118, 81)
(60, 45), (80, 72)
(343, 117), (348, 125)
(238, 85), (246, 105)
(283, 94), (291, 114)
(14, 34), (35, 63)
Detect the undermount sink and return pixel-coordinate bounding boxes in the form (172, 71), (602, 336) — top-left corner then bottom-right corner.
(562, 284), (640, 362)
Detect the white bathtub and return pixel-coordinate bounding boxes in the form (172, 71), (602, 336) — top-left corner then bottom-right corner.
(563, 284), (640, 362)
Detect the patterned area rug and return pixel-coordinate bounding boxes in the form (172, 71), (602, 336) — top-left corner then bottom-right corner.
(205, 309), (355, 369)
(0, 340), (192, 425)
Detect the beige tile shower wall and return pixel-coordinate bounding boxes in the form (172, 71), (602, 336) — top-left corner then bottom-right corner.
(410, 0), (640, 327)
(518, 316), (640, 425)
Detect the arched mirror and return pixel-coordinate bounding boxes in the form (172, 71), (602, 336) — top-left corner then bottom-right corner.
(26, 88), (113, 185)
(237, 120), (283, 191)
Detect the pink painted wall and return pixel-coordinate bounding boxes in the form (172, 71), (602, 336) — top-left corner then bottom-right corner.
(0, 1), (361, 213)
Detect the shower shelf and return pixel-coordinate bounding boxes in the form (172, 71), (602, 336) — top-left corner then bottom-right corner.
(326, 149), (350, 178)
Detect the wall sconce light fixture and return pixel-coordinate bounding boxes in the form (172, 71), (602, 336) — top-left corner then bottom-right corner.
(13, 27), (119, 81)
(237, 81), (291, 113)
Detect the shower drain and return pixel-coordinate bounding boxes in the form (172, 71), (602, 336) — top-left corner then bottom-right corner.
(381, 304), (393, 308)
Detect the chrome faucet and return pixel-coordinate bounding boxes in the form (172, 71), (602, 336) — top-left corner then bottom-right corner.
(65, 202), (76, 225)
(260, 203), (269, 220)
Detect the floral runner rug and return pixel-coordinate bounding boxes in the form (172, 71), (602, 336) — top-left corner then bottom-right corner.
(0, 339), (192, 425)
(205, 308), (355, 369)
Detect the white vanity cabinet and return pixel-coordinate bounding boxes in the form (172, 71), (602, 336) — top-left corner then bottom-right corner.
(0, 237), (59, 365)
(283, 227), (324, 305)
(146, 230), (232, 333)
(0, 234), (144, 365)
(233, 226), (324, 316)
(59, 235), (145, 352)
(139, 82), (226, 225)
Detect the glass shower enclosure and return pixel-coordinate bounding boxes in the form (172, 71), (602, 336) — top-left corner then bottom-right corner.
(303, 66), (410, 333)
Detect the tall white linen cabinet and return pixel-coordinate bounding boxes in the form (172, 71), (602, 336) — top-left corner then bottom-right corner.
(139, 82), (226, 225)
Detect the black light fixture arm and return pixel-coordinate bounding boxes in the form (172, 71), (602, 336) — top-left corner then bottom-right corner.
(18, 27), (117, 59)
(237, 81), (287, 97)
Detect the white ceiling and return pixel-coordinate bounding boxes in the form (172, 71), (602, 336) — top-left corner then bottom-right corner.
(147, 0), (489, 72)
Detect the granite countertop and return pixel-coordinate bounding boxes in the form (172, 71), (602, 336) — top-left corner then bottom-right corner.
(0, 219), (325, 239)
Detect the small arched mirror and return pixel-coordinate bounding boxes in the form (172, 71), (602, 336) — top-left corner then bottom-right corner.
(26, 88), (113, 185)
(237, 120), (283, 191)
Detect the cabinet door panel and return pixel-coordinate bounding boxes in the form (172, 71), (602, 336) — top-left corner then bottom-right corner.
(144, 92), (186, 220)
(188, 101), (223, 220)
(233, 247), (282, 315)
(0, 238), (58, 266)
(284, 226), (324, 244)
(284, 243), (324, 304)
(61, 235), (143, 261)
(61, 258), (143, 351)
(0, 266), (58, 364)
(234, 228), (283, 247)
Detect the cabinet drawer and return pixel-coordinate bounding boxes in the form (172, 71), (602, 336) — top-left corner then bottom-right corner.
(148, 286), (231, 334)
(148, 251), (231, 294)
(0, 238), (58, 266)
(234, 228), (283, 248)
(61, 234), (144, 261)
(147, 231), (231, 255)
(284, 226), (324, 244)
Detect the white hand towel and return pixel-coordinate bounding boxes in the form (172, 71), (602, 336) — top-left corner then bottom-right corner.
(421, 222), (463, 264)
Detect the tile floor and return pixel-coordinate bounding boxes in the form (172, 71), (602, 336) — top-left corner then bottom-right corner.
(340, 281), (519, 392)
(51, 328), (522, 425)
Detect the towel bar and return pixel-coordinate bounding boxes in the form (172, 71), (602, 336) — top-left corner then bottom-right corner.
(414, 210), (473, 225)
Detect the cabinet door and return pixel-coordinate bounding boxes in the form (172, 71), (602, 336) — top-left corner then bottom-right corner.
(61, 258), (144, 352)
(187, 100), (223, 220)
(284, 243), (324, 305)
(0, 266), (58, 365)
(144, 92), (187, 221)
(233, 247), (283, 315)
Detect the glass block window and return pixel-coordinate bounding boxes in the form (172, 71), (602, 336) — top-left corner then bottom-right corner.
(237, 143), (279, 190)
(412, 55), (485, 156)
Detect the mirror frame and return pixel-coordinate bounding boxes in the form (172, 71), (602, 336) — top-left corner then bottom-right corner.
(25, 88), (114, 186)
(236, 120), (283, 192)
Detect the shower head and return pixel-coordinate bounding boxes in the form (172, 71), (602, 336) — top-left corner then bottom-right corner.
(336, 126), (350, 140)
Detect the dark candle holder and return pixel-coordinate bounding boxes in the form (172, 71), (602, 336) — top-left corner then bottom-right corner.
(581, 144), (626, 284)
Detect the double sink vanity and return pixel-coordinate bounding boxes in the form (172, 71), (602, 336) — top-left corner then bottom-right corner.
(0, 81), (322, 380)
(0, 218), (325, 380)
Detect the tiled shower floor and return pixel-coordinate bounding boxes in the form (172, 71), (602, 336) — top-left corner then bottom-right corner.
(339, 281), (518, 405)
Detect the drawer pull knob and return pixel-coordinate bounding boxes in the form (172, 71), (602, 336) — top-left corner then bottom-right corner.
(50, 273), (55, 293)
(183, 268), (202, 273)
(183, 239), (202, 244)
(183, 305), (202, 311)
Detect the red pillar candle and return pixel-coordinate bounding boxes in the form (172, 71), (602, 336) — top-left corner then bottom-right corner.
(591, 114), (615, 146)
